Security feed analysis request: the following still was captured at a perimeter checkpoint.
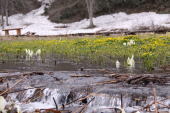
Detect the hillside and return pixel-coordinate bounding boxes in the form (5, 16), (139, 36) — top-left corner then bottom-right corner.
(1, 0), (170, 36)
(0, 0), (41, 16)
(46, 0), (170, 23)
(1, 0), (170, 23)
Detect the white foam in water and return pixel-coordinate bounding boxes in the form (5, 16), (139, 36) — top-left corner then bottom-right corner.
(5, 88), (170, 113)
(21, 88), (70, 111)
(25, 89), (36, 99)
(42, 88), (62, 106)
(21, 102), (53, 112)
(86, 94), (132, 113)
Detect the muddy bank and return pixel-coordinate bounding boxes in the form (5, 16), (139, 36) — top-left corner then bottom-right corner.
(0, 70), (169, 113)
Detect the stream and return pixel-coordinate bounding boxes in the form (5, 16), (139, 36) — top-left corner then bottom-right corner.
(0, 59), (169, 113)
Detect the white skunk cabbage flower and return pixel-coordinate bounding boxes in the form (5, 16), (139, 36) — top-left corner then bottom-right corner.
(126, 40), (135, 46)
(25, 49), (34, 60)
(35, 49), (41, 60)
(127, 55), (135, 68)
(25, 49), (41, 60)
(123, 42), (127, 46)
(0, 96), (7, 113)
(35, 49), (41, 56)
(116, 60), (120, 69)
(129, 40), (135, 45)
(25, 49), (33, 57)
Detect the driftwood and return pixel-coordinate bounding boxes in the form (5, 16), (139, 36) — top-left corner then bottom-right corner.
(3, 86), (45, 95)
(45, 109), (61, 113)
(0, 76), (27, 96)
(126, 75), (167, 85)
(142, 95), (170, 112)
(91, 74), (169, 86)
(0, 72), (45, 80)
(73, 97), (95, 113)
(0, 71), (52, 85)
(24, 88), (45, 103)
(153, 88), (158, 113)
(71, 74), (91, 77)
(91, 80), (118, 85)
(92, 74), (129, 85)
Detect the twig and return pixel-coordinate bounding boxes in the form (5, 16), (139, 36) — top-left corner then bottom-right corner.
(73, 97), (95, 113)
(121, 94), (123, 109)
(91, 80), (118, 86)
(153, 88), (158, 113)
(24, 88), (45, 103)
(6, 86), (45, 94)
(53, 97), (58, 110)
(0, 76), (27, 96)
(157, 102), (170, 108)
(141, 97), (169, 111)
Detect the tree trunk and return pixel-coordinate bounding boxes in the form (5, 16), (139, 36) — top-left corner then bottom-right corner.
(5, 0), (9, 26)
(86, 0), (95, 28)
(0, 0), (4, 29)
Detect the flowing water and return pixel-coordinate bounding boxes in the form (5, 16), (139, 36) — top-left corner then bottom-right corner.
(0, 57), (169, 113)
(0, 70), (169, 113)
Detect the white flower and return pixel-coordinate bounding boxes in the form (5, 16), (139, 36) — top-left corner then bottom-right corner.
(25, 49), (41, 60)
(25, 49), (34, 60)
(127, 55), (135, 68)
(35, 49), (41, 56)
(123, 42), (127, 46)
(25, 49), (34, 57)
(126, 40), (135, 46)
(35, 49), (41, 60)
(116, 60), (120, 69)
(129, 39), (134, 44)
(127, 42), (130, 46)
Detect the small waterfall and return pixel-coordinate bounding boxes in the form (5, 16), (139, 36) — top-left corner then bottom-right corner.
(41, 88), (68, 106)
(86, 94), (131, 113)
(7, 88), (74, 112)
(6, 88), (170, 113)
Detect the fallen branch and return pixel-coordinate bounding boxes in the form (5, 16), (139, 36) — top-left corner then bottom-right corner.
(73, 97), (95, 113)
(0, 71), (45, 80)
(153, 88), (158, 113)
(4, 86), (45, 94)
(91, 79), (121, 86)
(71, 74), (91, 77)
(142, 97), (170, 112)
(0, 76), (27, 96)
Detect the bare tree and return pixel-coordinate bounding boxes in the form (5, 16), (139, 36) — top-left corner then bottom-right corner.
(5, 0), (9, 26)
(85, 0), (95, 28)
(0, 0), (9, 28)
(0, 0), (4, 29)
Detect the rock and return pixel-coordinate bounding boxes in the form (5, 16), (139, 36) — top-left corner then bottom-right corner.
(0, 96), (7, 112)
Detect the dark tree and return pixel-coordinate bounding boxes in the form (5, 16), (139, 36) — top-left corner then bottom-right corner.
(85, 0), (95, 28)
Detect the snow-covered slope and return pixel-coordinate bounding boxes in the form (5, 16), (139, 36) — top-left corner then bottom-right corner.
(1, 1), (170, 36)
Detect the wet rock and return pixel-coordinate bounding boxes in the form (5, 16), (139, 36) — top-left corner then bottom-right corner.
(66, 91), (76, 103)
(81, 98), (87, 104)
(0, 96), (7, 112)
